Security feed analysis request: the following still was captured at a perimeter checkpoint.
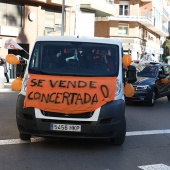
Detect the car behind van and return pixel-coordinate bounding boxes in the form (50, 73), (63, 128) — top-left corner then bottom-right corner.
(125, 62), (170, 106)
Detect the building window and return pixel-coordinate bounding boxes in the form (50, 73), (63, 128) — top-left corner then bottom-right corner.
(119, 5), (129, 16)
(45, 9), (63, 34)
(118, 24), (129, 36)
(0, 2), (24, 27)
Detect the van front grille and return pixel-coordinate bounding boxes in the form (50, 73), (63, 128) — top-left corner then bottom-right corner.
(41, 110), (94, 119)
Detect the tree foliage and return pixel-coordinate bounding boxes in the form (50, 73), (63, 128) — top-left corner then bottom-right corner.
(162, 37), (170, 63)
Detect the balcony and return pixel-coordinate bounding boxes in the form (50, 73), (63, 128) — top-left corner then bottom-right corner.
(107, 10), (152, 26)
(27, 0), (73, 7)
(80, 0), (115, 17)
(140, 0), (152, 1)
(104, 8), (168, 37)
(51, 0), (74, 6)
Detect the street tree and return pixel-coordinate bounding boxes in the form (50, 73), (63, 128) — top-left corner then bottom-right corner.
(162, 37), (170, 63)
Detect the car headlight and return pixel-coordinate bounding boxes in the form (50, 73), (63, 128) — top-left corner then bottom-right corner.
(115, 78), (121, 96)
(21, 74), (29, 92)
(136, 85), (150, 90)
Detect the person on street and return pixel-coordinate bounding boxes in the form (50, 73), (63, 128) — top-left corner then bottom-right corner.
(0, 56), (9, 83)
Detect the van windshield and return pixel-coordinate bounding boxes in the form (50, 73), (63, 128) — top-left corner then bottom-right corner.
(29, 41), (119, 76)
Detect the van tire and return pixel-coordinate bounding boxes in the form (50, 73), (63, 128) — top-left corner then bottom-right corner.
(110, 118), (126, 146)
(20, 133), (31, 141)
(148, 90), (156, 106)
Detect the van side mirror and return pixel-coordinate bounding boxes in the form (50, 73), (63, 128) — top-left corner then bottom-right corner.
(16, 58), (27, 78)
(124, 65), (137, 83)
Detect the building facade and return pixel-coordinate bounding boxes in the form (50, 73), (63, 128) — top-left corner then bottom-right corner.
(0, 0), (74, 79)
(0, 0), (169, 80)
(95, 0), (170, 62)
(0, 0), (115, 80)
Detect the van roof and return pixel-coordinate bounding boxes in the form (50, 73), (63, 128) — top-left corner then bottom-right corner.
(35, 36), (122, 45)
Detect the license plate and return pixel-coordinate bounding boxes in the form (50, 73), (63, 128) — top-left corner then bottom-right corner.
(50, 123), (81, 132)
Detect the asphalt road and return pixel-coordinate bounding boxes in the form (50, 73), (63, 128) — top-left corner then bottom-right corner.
(0, 89), (170, 170)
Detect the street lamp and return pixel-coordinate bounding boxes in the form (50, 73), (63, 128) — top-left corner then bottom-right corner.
(61, 0), (65, 36)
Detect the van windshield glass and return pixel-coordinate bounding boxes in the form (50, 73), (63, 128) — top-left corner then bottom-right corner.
(29, 41), (119, 76)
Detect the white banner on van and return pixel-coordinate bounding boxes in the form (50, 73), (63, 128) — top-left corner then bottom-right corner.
(4, 38), (23, 50)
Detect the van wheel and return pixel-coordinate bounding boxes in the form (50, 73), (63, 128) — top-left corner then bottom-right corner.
(20, 133), (31, 141)
(148, 90), (156, 106)
(110, 118), (126, 146)
(167, 95), (170, 101)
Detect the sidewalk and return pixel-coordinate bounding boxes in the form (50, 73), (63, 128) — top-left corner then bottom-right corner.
(0, 80), (14, 92)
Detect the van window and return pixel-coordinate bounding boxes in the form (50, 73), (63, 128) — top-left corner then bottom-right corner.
(29, 41), (119, 77)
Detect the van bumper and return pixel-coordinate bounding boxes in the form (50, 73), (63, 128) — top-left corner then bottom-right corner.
(16, 94), (125, 139)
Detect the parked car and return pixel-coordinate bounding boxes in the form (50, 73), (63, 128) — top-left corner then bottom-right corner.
(125, 62), (170, 106)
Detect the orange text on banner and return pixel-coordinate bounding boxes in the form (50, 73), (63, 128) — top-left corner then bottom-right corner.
(24, 74), (117, 114)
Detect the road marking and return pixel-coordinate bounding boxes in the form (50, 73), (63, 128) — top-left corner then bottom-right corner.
(126, 129), (170, 136)
(0, 89), (15, 92)
(0, 129), (170, 146)
(0, 138), (45, 145)
(138, 164), (170, 170)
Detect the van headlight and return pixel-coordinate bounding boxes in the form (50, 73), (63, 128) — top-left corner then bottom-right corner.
(115, 78), (121, 96)
(21, 74), (29, 92)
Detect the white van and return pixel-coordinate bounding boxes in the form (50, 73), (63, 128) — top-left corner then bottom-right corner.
(16, 36), (136, 145)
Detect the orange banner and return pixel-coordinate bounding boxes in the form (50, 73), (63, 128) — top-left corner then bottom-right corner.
(24, 74), (117, 114)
